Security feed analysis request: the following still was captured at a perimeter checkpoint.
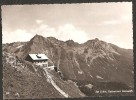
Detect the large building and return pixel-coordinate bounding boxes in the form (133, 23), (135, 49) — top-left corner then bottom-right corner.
(25, 54), (48, 67)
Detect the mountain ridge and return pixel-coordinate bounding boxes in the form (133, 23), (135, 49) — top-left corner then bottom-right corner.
(3, 34), (133, 50)
(3, 34), (134, 98)
(6, 34), (133, 87)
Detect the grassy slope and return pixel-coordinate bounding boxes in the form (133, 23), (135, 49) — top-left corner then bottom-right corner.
(3, 62), (64, 99)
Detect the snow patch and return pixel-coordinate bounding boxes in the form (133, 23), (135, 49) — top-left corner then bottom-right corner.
(5, 92), (10, 95)
(46, 66), (55, 70)
(96, 75), (103, 79)
(132, 71), (134, 74)
(15, 93), (20, 97)
(111, 50), (120, 55)
(78, 71), (83, 74)
(16, 45), (23, 48)
(90, 75), (93, 78)
(85, 84), (93, 89)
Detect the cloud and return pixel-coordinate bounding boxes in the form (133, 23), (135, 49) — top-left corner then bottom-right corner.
(97, 20), (120, 26)
(103, 35), (114, 39)
(31, 23), (90, 43)
(103, 20), (120, 25)
(2, 29), (34, 43)
(113, 41), (132, 49)
(36, 19), (43, 24)
(121, 15), (132, 21)
(101, 34), (133, 49)
(99, 14), (132, 26)
(31, 24), (56, 37)
(57, 24), (89, 43)
(2, 23), (132, 49)
(101, 35), (115, 45)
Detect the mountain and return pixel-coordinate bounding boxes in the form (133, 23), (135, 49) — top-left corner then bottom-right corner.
(3, 34), (134, 99)
(3, 47), (85, 99)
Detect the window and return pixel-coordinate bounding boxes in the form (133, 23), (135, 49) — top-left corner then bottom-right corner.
(43, 64), (47, 67)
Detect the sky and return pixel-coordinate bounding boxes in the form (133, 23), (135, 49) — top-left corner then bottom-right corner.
(2, 2), (133, 49)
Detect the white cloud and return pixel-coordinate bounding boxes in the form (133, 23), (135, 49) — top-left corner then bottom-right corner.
(114, 41), (130, 49)
(31, 23), (89, 43)
(103, 20), (120, 25)
(57, 24), (89, 43)
(121, 15), (132, 21)
(3, 23), (132, 49)
(39, 24), (48, 29)
(98, 15), (132, 26)
(36, 19), (43, 24)
(103, 35), (114, 39)
(31, 24), (56, 37)
(101, 35), (115, 45)
(97, 20), (120, 26)
(2, 29), (34, 43)
(101, 35), (133, 49)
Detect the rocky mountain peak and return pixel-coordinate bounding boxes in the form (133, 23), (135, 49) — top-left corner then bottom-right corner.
(84, 38), (105, 48)
(94, 38), (99, 41)
(65, 40), (79, 47)
(47, 37), (59, 44)
(30, 34), (46, 42)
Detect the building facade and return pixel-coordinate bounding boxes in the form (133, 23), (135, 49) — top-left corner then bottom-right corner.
(25, 54), (48, 68)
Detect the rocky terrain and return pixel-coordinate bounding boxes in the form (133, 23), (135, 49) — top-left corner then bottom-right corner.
(3, 34), (134, 99)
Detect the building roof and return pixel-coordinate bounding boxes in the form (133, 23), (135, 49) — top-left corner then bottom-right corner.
(29, 54), (48, 61)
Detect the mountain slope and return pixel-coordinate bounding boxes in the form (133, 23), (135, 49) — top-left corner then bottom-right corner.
(15, 35), (133, 87)
(3, 52), (85, 99)
(3, 34), (134, 98)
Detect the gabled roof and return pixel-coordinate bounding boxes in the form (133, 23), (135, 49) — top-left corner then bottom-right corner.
(29, 54), (48, 61)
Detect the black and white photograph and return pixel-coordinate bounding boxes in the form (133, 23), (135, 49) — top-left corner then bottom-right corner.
(2, 2), (134, 99)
